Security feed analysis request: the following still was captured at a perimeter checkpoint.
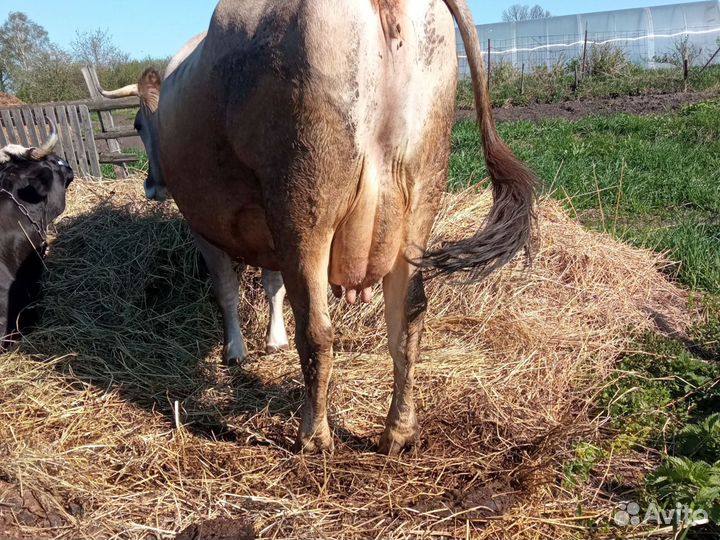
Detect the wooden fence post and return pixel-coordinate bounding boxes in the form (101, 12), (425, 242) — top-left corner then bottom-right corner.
(81, 65), (128, 179)
(520, 63), (525, 95)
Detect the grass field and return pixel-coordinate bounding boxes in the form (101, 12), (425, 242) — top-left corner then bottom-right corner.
(452, 101), (720, 292)
(454, 100), (720, 536)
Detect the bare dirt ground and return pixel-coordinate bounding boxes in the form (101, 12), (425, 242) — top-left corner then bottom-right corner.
(174, 518), (255, 540)
(0, 93), (23, 107)
(0, 481), (65, 539)
(456, 90), (719, 123)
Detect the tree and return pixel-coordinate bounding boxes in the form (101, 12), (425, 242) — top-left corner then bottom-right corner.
(502, 4), (552, 22)
(0, 12), (52, 92)
(71, 28), (129, 69)
(529, 5), (552, 20)
(15, 45), (86, 103)
(502, 4), (529, 21)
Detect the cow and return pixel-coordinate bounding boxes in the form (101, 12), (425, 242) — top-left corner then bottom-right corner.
(101, 0), (538, 455)
(0, 121), (73, 349)
(98, 32), (289, 363)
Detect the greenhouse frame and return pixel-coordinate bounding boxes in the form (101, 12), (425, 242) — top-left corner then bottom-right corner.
(457, 0), (720, 75)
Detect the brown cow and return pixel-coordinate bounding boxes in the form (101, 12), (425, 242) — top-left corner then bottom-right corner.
(98, 32), (290, 362)
(104, 0), (537, 454)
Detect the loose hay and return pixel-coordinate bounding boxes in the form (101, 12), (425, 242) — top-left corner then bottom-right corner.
(0, 178), (691, 539)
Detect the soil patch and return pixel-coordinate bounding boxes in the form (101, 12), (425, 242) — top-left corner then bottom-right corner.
(0, 93), (23, 107)
(175, 518), (255, 540)
(457, 91), (719, 123)
(0, 480), (67, 539)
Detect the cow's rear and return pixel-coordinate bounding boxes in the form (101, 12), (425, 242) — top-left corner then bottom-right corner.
(294, 0), (460, 301)
(148, 0), (537, 454)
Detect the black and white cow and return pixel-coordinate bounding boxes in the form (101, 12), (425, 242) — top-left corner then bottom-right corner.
(0, 123), (73, 349)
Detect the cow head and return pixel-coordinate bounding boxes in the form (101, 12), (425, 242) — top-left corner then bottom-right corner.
(100, 69), (167, 201)
(0, 121), (73, 224)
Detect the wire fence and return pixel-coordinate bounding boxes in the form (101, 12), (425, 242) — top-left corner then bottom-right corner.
(458, 25), (720, 77)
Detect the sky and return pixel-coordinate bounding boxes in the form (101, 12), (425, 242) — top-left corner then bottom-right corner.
(3, 0), (705, 59)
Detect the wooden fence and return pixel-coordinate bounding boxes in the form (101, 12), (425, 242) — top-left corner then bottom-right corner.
(0, 66), (142, 179)
(0, 104), (102, 178)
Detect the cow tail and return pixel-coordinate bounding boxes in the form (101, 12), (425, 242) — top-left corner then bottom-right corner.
(423, 0), (538, 279)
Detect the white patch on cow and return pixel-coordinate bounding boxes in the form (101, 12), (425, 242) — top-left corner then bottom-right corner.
(351, 1), (456, 156)
(57, 159), (65, 166)
(262, 270), (289, 352)
(0, 144), (30, 164)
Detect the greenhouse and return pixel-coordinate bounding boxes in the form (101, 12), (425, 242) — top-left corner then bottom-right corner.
(458, 0), (720, 75)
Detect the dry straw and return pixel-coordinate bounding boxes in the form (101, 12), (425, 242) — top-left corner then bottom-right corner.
(0, 178), (691, 539)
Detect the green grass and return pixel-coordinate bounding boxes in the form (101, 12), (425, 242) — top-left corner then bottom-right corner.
(603, 312), (720, 537)
(451, 100), (720, 294)
(101, 148), (148, 180)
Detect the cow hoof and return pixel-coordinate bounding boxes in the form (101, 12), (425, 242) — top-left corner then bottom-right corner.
(379, 425), (418, 456)
(295, 423), (334, 454)
(265, 343), (289, 355)
(225, 356), (247, 368)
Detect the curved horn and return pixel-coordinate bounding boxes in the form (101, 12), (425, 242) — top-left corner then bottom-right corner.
(100, 83), (139, 99)
(30, 117), (59, 160)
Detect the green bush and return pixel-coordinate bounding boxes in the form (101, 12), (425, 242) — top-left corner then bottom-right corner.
(455, 61), (720, 109)
(588, 43), (630, 77)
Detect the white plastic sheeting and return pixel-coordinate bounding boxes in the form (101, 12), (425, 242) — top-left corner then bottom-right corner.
(457, 1), (720, 76)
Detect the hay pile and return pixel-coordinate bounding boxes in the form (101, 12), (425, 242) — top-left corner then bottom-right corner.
(0, 178), (691, 539)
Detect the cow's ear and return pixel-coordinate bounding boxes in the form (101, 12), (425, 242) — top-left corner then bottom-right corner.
(138, 68), (162, 113)
(17, 167), (53, 204)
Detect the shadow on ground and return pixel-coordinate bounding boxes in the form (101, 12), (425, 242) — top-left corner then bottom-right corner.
(21, 202), (302, 446)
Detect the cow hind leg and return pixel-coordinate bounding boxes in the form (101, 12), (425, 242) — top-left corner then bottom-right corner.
(192, 231), (248, 366)
(379, 258), (427, 455)
(283, 251), (335, 453)
(262, 269), (289, 354)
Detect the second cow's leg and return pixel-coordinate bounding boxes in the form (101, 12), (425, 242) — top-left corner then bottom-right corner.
(262, 269), (289, 353)
(379, 257), (428, 455)
(192, 231), (248, 366)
